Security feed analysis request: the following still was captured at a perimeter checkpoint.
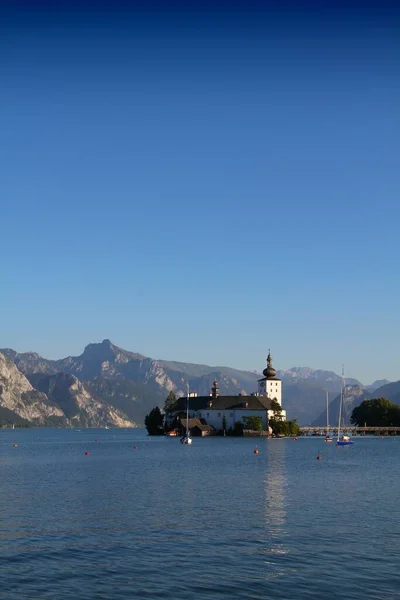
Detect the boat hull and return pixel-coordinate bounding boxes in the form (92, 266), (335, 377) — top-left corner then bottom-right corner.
(180, 436), (192, 445)
(336, 441), (353, 446)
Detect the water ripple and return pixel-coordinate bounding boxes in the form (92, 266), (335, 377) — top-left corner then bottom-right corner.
(1, 430), (399, 599)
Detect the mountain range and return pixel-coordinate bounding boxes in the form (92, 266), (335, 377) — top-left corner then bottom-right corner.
(0, 339), (397, 427)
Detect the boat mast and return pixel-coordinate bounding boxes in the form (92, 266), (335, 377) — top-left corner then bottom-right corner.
(326, 390), (329, 431)
(186, 383), (189, 437)
(337, 365), (344, 441)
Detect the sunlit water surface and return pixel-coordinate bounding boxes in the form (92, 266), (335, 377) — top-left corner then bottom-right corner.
(1, 429), (399, 599)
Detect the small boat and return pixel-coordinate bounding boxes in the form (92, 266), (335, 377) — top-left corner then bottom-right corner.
(324, 391), (333, 442)
(336, 367), (353, 446)
(180, 385), (192, 445)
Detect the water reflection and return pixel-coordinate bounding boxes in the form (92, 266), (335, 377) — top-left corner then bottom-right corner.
(262, 440), (288, 563)
(265, 441), (286, 528)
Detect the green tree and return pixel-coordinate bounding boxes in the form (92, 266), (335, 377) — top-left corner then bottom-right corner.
(164, 390), (177, 416)
(144, 407), (165, 435)
(270, 399), (282, 415)
(351, 398), (400, 427)
(243, 416), (263, 431)
(269, 417), (299, 437)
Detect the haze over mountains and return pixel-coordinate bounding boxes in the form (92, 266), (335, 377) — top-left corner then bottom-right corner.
(0, 339), (397, 427)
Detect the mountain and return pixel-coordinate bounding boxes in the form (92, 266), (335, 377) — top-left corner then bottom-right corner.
(372, 381), (400, 404)
(27, 372), (135, 428)
(1, 340), (396, 425)
(0, 353), (66, 426)
(366, 379), (391, 392)
(312, 385), (373, 427)
(277, 367), (361, 390)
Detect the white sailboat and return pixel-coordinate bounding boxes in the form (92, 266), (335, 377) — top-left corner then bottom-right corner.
(180, 385), (192, 445)
(325, 391), (333, 442)
(336, 366), (353, 446)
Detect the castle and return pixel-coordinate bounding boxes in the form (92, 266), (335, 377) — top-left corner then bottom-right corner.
(168, 351), (286, 434)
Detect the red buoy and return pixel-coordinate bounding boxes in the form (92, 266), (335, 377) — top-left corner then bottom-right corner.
(85, 451), (89, 456)
(317, 455), (322, 460)
(254, 449), (259, 454)
(292, 437), (297, 441)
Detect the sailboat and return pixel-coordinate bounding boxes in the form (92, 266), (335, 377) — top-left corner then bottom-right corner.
(180, 385), (192, 445)
(325, 391), (333, 442)
(336, 366), (354, 446)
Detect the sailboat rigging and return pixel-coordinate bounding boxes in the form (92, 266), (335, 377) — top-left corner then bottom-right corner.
(180, 384), (193, 445)
(336, 366), (354, 446)
(325, 391), (333, 442)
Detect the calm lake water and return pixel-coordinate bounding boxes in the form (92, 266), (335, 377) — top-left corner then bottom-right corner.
(1, 428), (399, 600)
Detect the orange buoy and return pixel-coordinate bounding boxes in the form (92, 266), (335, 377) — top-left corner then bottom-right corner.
(85, 451), (89, 456)
(254, 449), (259, 454)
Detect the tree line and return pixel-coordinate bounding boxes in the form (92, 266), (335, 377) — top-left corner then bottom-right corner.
(350, 398), (400, 427)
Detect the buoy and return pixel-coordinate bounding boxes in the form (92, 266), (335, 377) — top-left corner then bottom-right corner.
(133, 446), (138, 450)
(292, 437), (297, 441)
(254, 449), (259, 454)
(85, 451), (89, 456)
(317, 455), (322, 460)
(13, 443), (18, 448)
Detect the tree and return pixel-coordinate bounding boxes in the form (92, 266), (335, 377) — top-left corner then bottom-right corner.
(269, 417), (299, 437)
(164, 390), (177, 417)
(233, 421), (244, 436)
(270, 399), (282, 415)
(243, 416), (263, 431)
(351, 398), (400, 427)
(144, 407), (165, 435)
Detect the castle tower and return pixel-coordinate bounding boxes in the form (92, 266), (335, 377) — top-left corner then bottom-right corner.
(258, 350), (282, 406)
(211, 380), (219, 399)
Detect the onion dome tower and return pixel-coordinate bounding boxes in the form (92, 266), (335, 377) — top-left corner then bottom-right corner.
(257, 349), (282, 407)
(263, 351), (277, 380)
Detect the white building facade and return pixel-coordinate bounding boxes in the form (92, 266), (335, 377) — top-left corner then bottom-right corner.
(170, 351), (286, 431)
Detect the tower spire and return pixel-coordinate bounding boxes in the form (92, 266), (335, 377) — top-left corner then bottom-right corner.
(263, 350), (276, 379)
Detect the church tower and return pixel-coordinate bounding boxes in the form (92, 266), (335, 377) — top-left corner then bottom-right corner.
(258, 351), (282, 406)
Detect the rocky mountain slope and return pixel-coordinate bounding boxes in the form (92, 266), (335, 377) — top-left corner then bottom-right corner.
(0, 353), (66, 425)
(27, 372), (135, 428)
(311, 380), (400, 427)
(312, 385), (373, 427)
(0, 352), (136, 428)
(1, 340), (396, 425)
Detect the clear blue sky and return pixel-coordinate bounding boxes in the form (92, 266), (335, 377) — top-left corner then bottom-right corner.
(1, 1), (399, 383)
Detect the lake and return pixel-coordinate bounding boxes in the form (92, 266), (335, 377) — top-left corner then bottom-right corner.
(1, 428), (399, 599)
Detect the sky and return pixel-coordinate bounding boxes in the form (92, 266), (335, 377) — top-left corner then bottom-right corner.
(1, 1), (399, 383)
